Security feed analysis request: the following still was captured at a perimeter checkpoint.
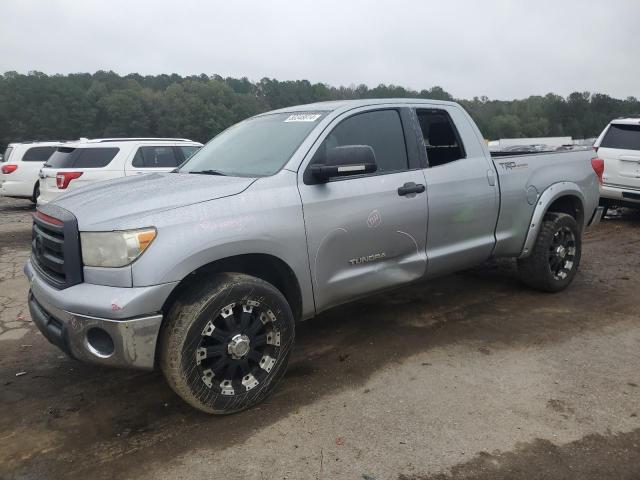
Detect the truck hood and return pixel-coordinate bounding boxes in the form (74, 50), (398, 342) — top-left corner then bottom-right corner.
(51, 173), (257, 230)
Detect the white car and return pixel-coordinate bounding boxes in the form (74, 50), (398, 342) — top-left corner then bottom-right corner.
(594, 117), (640, 209)
(38, 138), (202, 205)
(1, 141), (61, 202)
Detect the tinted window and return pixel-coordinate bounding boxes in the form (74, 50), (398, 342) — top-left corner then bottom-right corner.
(132, 146), (179, 168)
(23, 146), (56, 162)
(417, 109), (465, 167)
(601, 124), (640, 151)
(46, 147), (119, 168)
(314, 110), (408, 174)
(180, 112), (326, 177)
(179, 145), (200, 161)
(1, 146), (12, 162)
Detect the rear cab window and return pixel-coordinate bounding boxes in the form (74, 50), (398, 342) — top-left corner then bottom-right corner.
(46, 147), (119, 168)
(416, 109), (466, 167)
(23, 146), (57, 162)
(601, 124), (640, 150)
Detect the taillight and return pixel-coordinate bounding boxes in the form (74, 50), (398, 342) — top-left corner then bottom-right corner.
(56, 171), (83, 189)
(33, 210), (63, 226)
(1, 164), (18, 174)
(591, 157), (604, 184)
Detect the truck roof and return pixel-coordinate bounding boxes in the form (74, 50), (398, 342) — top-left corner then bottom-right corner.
(265, 98), (459, 115)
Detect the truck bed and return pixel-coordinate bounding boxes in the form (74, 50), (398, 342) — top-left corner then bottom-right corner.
(490, 149), (600, 258)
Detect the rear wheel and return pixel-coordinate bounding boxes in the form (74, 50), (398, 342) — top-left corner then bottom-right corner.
(159, 273), (295, 414)
(517, 213), (581, 292)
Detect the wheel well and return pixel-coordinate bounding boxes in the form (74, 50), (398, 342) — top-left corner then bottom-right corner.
(162, 254), (303, 321)
(546, 195), (584, 228)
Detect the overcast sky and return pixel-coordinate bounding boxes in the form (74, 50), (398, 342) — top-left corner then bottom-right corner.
(1, 0), (638, 100)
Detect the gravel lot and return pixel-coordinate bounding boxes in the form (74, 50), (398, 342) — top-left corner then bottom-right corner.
(1, 196), (639, 480)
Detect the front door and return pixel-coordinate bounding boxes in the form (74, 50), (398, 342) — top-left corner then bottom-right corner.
(298, 108), (429, 313)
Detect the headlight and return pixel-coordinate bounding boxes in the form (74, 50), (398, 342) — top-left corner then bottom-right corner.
(81, 228), (157, 268)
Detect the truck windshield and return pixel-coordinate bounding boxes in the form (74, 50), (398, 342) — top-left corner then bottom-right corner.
(179, 112), (325, 177)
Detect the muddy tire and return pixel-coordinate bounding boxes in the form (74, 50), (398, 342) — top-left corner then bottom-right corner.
(517, 213), (582, 293)
(159, 273), (295, 414)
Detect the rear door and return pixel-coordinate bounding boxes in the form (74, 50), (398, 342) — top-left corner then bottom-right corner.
(598, 122), (640, 190)
(415, 106), (500, 278)
(125, 144), (183, 176)
(298, 107), (429, 312)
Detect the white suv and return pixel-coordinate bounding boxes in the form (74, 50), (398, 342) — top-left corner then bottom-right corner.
(38, 138), (202, 205)
(594, 117), (640, 209)
(1, 141), (61, 202)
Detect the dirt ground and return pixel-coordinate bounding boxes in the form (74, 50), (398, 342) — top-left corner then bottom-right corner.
(0, 196), (639, 480)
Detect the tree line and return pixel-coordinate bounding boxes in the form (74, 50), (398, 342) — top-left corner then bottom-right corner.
(1, 71), (638, 151)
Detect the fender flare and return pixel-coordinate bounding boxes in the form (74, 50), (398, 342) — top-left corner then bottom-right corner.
(519, 182), (586, 258)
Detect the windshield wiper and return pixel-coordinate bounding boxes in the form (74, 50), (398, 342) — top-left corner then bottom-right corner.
(188, 169), (227, 176)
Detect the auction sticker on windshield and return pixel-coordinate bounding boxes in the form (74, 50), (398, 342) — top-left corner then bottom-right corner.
(284, 113), (322, 122)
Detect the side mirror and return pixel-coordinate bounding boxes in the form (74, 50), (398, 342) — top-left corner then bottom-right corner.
(310, 145), (377, 182)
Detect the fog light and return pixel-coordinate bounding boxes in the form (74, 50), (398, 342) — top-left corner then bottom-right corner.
(86, 327), (115, 358)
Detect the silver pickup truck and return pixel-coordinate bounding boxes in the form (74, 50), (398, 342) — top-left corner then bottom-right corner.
(25, 99), (603, 414)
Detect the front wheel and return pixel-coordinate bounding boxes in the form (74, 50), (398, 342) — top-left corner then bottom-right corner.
(517, 213), (582, 292)
(159, 273), (295, 414)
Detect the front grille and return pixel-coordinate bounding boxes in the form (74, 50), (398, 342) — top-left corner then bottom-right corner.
(32, 221), (65, 283)
(31, 205), (83, 289)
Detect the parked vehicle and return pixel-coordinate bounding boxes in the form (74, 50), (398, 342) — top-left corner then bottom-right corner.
(37, 138), (202, 204)
(25, 99), (602, 414)
(594, 117), (640, 210)
(1, 141), (62, 202)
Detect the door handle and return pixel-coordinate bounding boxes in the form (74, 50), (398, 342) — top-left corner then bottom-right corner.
(397, 182), (426, 196)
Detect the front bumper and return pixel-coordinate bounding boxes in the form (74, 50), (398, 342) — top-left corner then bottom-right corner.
(25, 258), (177, 369)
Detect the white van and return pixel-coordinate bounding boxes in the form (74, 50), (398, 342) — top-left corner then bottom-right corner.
(595, 117), (640, 209)
(38, 138), (202, 205)
(1, 141), (61, 202)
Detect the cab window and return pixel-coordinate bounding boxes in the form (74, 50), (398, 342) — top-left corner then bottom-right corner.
(416, 109), (465, 167)
(312, 109), (409, 175)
